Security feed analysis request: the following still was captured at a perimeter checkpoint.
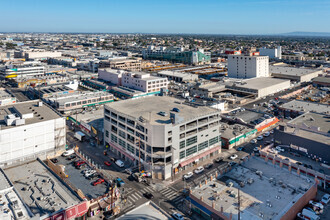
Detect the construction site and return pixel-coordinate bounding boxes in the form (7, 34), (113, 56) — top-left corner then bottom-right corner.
(188, 157), (317, 220)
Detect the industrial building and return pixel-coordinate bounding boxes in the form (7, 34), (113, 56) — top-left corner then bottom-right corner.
(99, 57), (142, 71)
(98, 69), (168, 94)
(279, 100), (330, 115)
(104, 96), (222, 179)
(274, 112), (330, 163)
(225, 77), (291, 98)
(0, 88), (16, 106)
(188, 157), (317, 220)
(46, 90), (114, 114)
(227, 55), (269, 78)
(0, 101), (66, 167)
(312, 76), (330, 87)
(142, 46), (211, 65)
(259, 46), (282, 59)
(14, 49), (62, 60)
(270, 65), (322, 82)
(155, 70), (199, 82)
(4, 160), (87, 220)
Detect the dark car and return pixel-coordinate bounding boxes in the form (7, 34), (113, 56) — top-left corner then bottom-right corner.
(237, 146), (245, 151)
(295, 162), (303, 165)
(204, 163), (213, 169)
(172, 107), (180, 112)
(214, 157), (224, 163)
(50, 158), (58, 163)
(66, 155), (76, 160)
(143, 192), (154, 199)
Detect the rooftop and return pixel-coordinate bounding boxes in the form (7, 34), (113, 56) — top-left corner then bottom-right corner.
(289, 112), (330, 134)
(280, 100), (330, 114)
(312, 76), (330, 84)
(106, 96), (219, 125)
(191, 157), (313, 220)
(227, 77), (290, 90)
(117, 201), (170, 220)
(270, 66), (320, 76)
(48, 91), (113, 104)
(0, 88), (14, 99)
(0, 101), (61, 130)
(0, 170), (31, 220)
(4, 160), (82, 216)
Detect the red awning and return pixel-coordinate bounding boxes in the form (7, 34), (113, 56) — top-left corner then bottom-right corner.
(179, 146), (221, 167)
(109, 142), (135, 161)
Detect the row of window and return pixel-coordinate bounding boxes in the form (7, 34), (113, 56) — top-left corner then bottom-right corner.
(65, 96), (112, 108)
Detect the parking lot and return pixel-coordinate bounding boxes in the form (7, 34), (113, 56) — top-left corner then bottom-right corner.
(56, 155), (109, 200)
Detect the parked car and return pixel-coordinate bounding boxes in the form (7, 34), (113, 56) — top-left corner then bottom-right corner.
(257, 136), (263, 141)
(172, 213), (184, 220)
(250, 139), (257, 144)
(143, 192), (154, 199)
(296, 162), (303, 165)
(253, 147), (259, 152)
(194, 166), (204, 174)
(229, 154), (238, 160)
(275, 146), (285, 152)
(237, 146), (245, 151)
(321, 194), (330, 205)
(214, 157), (224, 163)
(75, 161), (86, 167)
(62, 149), (75, 157)
(204, 163), (213, 169)
(183, 172), (193, 180)
(270, 130), (274, 134)
(309, 200), (324, 210)
(115, 160), (124, 168)
(263, 132), (270, 137)
(229, 161), (237, 167)
(125, 168), (133, 175)
(85, 170), (96, 178)
(66, 155), (76, 160)
(172, 108), (180, 113)
(110, 157), (117, 162)
(92, 178), (105, 186)
(104, 161), (111, 166)
(86, 172), (99, 180)
(50, 158), (58, 163)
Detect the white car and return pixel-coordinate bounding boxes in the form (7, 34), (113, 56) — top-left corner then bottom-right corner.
(194, 166), (204, 174)
(309, 200), (324, 210)
(183, 172), (193, 180)
(257, 136), (263, 141)
(230, 154), (238, 160)
(270, 130), (274, 134)
(253, 147), (259, 152)
(250, 139), (257, 144)
(172, 213), (184, 220)
(275, 146), (285, 152)
(263, 132), (270, 137)
(321, 194), (330, 205)
(115, 160), (124, 168)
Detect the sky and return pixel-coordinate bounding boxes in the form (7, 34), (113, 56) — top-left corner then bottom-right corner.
(1, 0), (330, 34)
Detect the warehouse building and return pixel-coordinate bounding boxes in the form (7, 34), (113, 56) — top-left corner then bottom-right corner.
(156, 70), (198, 82)
(270, 65), (322, 82)
(279, 100), (330, 115)
(226, 77), (291, 98)
(104, 96), (222, 180)
(99, 57), (142, 71)
(0, 101), (66, 167)
(312, 76), (330, 87)
(0, 88), (16, 106)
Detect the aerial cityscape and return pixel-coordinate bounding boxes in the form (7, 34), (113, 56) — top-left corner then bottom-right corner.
(0, 1), (329, 220)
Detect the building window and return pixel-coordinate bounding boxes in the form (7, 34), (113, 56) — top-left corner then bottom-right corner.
(111, 134), (117, 143)
(180, 140), (185, 149)
(127, 143), (134, 153)
(119, 130), (125, 139)
(105, 130), (109, 138)
(198, 141), (208, 151)
(186, 145), (197, 157)
(180, 150), (185, 159)
(209, 136), (219, 146)
(186, 136), (197, 146)
(105, 109), (110, 115)
(119, 138), (126, 149)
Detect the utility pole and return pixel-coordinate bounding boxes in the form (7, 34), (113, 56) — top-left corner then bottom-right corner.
(238, 188), (240, 220)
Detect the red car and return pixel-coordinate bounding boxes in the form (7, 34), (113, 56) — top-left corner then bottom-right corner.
(104, 161), (111, 166)
(75, 161), (86, 166)
(92, 178), (105, 186)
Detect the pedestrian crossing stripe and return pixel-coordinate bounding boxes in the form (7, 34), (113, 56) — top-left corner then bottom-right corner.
(130, 193), (140, 201)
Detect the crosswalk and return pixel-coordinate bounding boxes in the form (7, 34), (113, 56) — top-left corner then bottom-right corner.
(126, 186), (155, 203)
(159, 187), (183, 206)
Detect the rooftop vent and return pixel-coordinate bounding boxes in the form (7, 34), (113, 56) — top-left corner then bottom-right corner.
(38, 102), (43, 107)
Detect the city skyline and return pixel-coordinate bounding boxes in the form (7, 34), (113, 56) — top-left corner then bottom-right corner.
(1, 0), (330, 34)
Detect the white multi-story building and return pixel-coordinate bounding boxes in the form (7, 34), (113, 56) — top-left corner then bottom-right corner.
(104, 96), (222, 180)
(227, 55), (269, 79)
(259, 46), (282, 59)
(98, 69), (168, 93)
(0, 62), (45, 79)
(0, 101), (66, 167)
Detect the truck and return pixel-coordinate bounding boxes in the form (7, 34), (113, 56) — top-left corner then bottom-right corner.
(74, 131), (86, 142)
(300, 208), (320, 220)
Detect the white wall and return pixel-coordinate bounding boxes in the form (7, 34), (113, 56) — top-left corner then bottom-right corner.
(98, 69), (122, 85)
(228, 55), (269, 78)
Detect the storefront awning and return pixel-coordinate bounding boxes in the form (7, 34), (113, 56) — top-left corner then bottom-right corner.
(179, 146), (221, 167)
(109, 142), (135, 161)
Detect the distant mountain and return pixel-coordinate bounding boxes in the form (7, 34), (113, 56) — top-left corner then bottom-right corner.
(279, 32), (330, 37)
